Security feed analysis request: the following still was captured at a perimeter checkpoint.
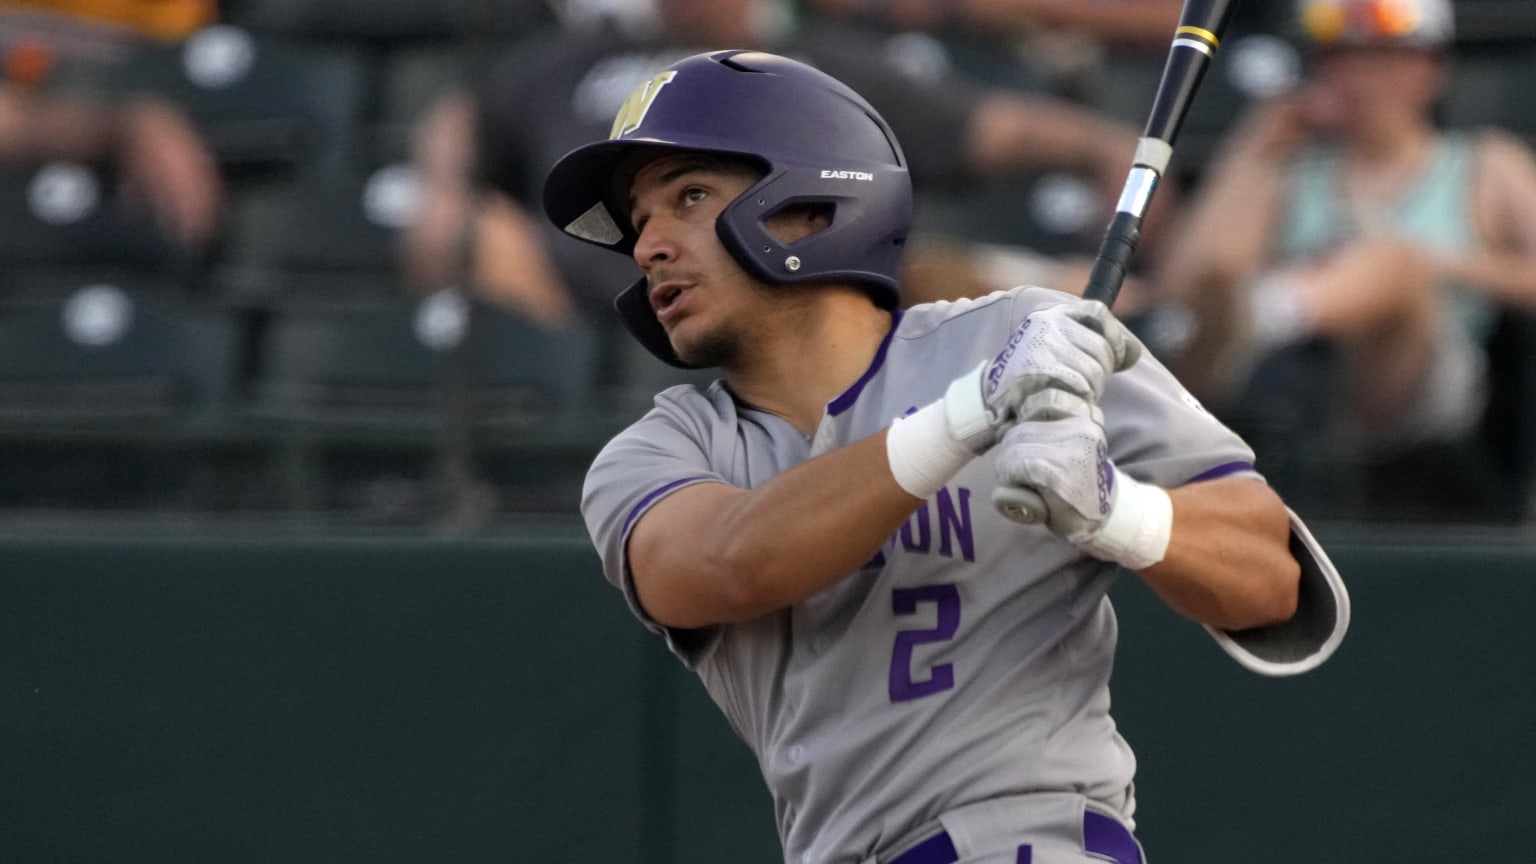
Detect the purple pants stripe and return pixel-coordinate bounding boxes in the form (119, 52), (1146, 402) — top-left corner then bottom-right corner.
(1083, 810), (1142, 864)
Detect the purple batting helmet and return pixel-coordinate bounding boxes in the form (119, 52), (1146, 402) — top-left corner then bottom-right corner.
(542, 49), (912, 368)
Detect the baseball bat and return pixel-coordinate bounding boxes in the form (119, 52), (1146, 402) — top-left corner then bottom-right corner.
(1083, 0), (1243, 307)
(994, 0), (1244, 524)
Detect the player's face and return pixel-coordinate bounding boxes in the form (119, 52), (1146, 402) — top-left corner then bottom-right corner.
(627, 153), (773, 368)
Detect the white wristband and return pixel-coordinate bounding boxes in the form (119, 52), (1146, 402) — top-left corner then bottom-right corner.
(942, 361), (993, 450)
(886, 400), (975, 500)
(1086, 471), (1173, 571)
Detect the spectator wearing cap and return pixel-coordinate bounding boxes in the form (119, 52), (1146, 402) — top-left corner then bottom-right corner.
(1150, 0), (1536, 517)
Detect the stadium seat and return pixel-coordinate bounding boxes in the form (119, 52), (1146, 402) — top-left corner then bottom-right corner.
(0, 277), (270, 511)
(0, 278), (241, 427)
(46, 26), (370, 181)
(215, 165), (412, 305)
(0, 165), (186, 278)
(248, 292), (602, 513)
(254, 293), (596, 424)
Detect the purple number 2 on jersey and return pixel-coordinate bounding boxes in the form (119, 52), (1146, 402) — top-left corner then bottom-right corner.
(889, 584), (960, 702)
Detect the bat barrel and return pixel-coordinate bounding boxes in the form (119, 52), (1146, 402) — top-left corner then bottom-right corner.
(1082, 0), (1241, 309)
(1144, 23), (1223, 145)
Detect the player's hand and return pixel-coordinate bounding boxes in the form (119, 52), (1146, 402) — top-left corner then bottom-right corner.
(935, 298), (1141, 456)
(980, 298), (1139, 427)
(991, 390), (1171, 571)
(886, 298), (1140, 501)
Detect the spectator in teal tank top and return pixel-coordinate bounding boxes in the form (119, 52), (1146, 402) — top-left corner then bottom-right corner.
(1149, 0), (1536, 520)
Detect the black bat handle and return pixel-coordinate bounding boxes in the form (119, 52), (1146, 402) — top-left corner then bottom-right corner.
(1082, 210), (1145, 306)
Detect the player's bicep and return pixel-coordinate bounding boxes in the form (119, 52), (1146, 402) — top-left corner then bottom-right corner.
(626, 479), (750, 630)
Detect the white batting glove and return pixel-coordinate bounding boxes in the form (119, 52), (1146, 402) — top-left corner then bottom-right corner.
(991, 390), (1172, 571)
(887, 299), (1140, 501)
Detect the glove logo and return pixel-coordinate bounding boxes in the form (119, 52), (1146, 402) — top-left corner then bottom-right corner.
(985, 319), (1031, 398)
(1096, 441), (1114, 516)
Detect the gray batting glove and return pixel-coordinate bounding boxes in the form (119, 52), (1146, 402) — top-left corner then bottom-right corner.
(990, 390), (1173, 571)
(985, 299), (1140, 418)
(941, 299), (1141, 455)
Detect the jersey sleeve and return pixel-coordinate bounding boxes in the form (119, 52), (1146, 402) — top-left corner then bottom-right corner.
(580, 388), (728, 667)
(1103, 343), (1263, 488)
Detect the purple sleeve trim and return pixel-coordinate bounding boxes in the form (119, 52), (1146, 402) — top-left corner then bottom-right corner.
(621, 475), (714, 538)
(1186, 461), (1254, 484)
(828, 309), (902, 417)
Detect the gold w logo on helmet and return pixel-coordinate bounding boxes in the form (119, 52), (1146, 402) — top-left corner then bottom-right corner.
(610, 71), (678, 139)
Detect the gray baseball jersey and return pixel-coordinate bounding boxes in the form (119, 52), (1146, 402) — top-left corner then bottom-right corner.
(582, 286), (1261, 864)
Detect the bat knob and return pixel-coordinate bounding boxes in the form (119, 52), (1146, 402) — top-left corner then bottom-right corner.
(993, 486), (1048, 525)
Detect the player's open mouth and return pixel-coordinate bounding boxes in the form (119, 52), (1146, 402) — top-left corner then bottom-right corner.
(651, 282), (688, 323)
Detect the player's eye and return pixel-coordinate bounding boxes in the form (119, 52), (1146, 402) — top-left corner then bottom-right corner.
(682, 186), (708, 206)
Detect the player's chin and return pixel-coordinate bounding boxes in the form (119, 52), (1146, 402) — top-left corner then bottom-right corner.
(670, 322), (738, 369)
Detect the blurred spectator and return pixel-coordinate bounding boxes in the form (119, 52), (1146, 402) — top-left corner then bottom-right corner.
(1152, 0), (1536, 514)
(401, 0), (1171, 330)
(797, 0), (1190, 104)
(801, 0), (1186, 50)
(0, 0), (225, 253)
(0, 84), (224, 252)
(2, 0), (217, 42)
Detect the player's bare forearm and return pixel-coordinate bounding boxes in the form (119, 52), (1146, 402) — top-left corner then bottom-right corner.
(626, 430), (926, 629)
(1138, 476), (1299, 631)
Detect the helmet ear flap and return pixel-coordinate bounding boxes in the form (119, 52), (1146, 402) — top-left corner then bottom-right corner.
(615, 277), (695, 369)
(716, 171), (906, 309)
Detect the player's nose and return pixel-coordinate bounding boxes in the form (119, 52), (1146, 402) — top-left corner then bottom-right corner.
(633, 222), (677, 271)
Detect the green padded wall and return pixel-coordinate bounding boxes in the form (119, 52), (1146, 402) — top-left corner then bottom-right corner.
(2, 523), (1531, 863)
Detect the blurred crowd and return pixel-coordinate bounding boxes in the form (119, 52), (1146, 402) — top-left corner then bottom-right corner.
(2, 0), (1535, 524)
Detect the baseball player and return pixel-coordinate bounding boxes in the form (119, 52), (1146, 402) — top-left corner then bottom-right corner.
(543, 51), (1347, 864)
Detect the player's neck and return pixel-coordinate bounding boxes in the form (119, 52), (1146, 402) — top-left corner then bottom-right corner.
(724, 289), (893, 438)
